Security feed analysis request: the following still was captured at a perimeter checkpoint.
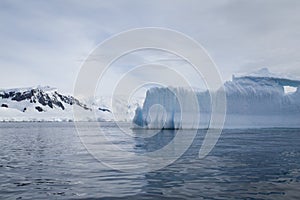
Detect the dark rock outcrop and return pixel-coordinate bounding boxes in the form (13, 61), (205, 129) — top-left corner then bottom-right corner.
(1, 104), (8, 108)
(98, 107), (111, 112)
(35, 106), (44, 112)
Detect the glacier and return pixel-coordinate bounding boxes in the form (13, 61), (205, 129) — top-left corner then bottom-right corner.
(133, 69), (300, 129)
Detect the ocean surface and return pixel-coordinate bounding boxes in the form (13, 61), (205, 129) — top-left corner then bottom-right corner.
(1, 122), (300, 199)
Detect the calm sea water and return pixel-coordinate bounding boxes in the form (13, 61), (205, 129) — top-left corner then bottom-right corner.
(0, 122), (300, 199)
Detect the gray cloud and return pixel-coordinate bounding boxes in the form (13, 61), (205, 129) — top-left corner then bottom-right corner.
(0, 0), (299, 93)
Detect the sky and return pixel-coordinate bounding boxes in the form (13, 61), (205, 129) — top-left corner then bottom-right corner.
(1, 0), (300, 95)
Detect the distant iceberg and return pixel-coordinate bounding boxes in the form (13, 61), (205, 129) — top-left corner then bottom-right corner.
(133, 69), (300, 129)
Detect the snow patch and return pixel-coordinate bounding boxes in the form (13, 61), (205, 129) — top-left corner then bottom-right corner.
(284, 86), (297, 94)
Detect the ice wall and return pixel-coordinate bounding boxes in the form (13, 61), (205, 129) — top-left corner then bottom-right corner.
(225, 76), (300, 115)
(133, 74), (300, 129)
(132, 87), (212, 129)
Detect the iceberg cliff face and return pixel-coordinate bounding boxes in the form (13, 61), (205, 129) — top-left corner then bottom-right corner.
(225, 76), (300, 115)
(133, 69), (300, 129)
(133, 87), (210, 129)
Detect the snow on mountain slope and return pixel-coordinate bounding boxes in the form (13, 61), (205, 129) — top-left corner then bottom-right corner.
(133, 68), (300, 129)
(0, 86), (144, 122)
(83, 95), (144, 122)
(0, 86), (111, 121)
(0, 86), (90, 112)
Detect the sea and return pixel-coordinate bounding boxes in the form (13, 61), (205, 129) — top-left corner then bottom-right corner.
(1, 122), (300, 199)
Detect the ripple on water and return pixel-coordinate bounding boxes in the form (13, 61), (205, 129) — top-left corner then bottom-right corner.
(0, 123), (300, 199)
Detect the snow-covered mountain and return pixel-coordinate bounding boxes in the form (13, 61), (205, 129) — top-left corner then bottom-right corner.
(0, 86), (144, 122)
(133, 68), (300, 129)
(0, 86), (112, 121)
(0, 86), (91, 112)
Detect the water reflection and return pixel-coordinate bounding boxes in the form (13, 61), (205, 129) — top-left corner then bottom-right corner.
(1, 123), (300, 199)
(132, 129), (176, 152)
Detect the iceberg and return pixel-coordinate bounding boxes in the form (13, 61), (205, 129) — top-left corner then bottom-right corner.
(133, 87), (211, 129)
(133, 69), (300, 129)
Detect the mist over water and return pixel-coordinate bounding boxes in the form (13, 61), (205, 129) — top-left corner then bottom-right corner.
(1, 122), (300, 199)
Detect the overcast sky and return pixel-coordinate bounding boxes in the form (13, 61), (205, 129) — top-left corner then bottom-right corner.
(1, 0), (300, 94)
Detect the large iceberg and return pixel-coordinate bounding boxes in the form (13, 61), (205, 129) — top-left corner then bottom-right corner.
(133, 69), (300, 129)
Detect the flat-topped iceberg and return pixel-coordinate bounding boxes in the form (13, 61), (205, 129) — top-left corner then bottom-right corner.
(133, 69), (300, 129)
